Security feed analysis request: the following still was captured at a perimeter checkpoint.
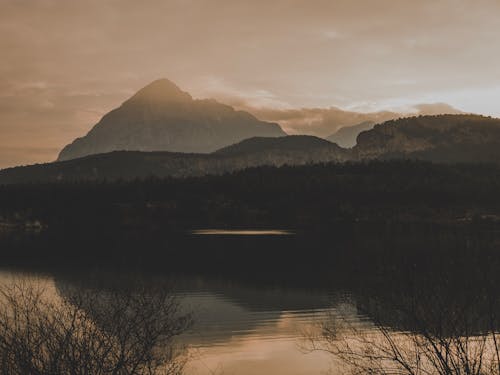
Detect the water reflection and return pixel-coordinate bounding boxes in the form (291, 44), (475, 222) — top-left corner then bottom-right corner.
(177, 285), (363, 375)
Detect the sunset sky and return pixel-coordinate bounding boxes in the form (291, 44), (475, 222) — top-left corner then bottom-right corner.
(1, 0), (500, 168)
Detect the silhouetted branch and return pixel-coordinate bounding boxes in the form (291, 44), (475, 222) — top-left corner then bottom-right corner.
(0, 280), (192, 374)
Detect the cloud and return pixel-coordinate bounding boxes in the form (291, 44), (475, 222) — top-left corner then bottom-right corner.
(411, 103), (464, 116)
(238, 106), (400, 137)
(237, 103), (464, 137)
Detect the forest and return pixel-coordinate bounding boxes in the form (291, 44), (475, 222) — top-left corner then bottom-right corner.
(2, 160), (500, 234)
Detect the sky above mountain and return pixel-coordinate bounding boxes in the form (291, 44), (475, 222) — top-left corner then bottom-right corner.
(1, 0), (500, 168)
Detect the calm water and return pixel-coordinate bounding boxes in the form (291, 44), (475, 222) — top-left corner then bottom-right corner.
(1, 227), (499, 374)
(176, 280), (366, 375)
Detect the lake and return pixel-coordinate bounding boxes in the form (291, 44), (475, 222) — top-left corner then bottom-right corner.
(0, 226), (499, 374)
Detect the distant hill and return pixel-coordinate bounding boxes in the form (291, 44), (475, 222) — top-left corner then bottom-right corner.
(0, 136), (348, 184)
(326, 121), (376, 148)
(355, 114), (500, 162)
(216, 135), (343, 156)
(58, 79), (286, 161)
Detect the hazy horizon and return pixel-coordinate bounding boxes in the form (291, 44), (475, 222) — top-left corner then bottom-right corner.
(1, 0), (500, 168)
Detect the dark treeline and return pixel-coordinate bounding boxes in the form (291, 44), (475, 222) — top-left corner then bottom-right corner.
(1, 160), (500, 233)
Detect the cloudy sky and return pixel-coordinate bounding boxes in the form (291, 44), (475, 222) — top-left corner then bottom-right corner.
(1, 0), (500, 168)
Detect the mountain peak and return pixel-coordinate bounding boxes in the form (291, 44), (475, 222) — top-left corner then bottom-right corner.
(57, 78), (286, 161)
(127, 78), (192, 103)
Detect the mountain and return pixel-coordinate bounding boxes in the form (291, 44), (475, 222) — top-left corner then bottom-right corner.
(58, 79), (286, 161)
(0, 136), (348, 184)
(354, 114), (500, 162)
(326, 121), (376, 148)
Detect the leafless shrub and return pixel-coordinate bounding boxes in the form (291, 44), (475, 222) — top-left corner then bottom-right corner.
(306, 287), (500, 375)
(0, 280), (192, 375)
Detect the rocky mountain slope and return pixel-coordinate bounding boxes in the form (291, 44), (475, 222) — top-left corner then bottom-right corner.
(58, 79), (286, 161)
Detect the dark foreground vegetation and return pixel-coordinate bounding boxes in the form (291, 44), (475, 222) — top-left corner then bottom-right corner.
(0, 279), (191, 375)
